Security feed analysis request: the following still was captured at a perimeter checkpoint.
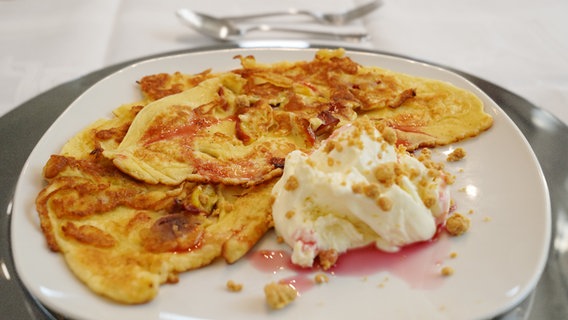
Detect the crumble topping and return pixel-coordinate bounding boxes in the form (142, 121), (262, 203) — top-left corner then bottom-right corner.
(318, 249), (339, 270)
(441, 266), (455, 276)
(226, 280), (243, 292)
(264, 282), (297, 310)
(285, 210), (295, 219)
(378, 276), (390, 288)
(446, 213), (470, 236)
(314, 273), (329, 284)
(284, 175), (299, 191)
(377, 196), (393, 211)
(446, 147), (466, 162)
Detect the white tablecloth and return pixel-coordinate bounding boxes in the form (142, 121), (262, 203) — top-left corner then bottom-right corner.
(1, 0), (567, 126)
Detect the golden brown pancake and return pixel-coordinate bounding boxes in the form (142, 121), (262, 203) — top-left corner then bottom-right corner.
(37, 101), (274, 304)
(362, 67), (493, 149)
(104, 74), (316, 186)
(140, 49), (492, 151)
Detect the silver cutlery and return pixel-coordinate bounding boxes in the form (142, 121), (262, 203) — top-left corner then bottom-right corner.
(176, 9), (370, 42)
(220, 0), (383, 25)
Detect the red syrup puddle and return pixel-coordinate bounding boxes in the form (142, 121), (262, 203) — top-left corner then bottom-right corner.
(249, 250), (318, 294)
(248, 232), (452, 294)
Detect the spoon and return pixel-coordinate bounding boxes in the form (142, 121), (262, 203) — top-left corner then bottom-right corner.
(221, 0), (383, 25)
(176, 9), (369, 42)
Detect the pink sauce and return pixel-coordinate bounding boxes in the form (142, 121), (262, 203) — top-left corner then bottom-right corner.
(248, 232), (452, 294)
(249, 250), (317, 293)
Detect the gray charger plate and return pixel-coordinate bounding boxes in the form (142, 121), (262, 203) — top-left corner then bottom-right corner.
(1, 44), (566, 319)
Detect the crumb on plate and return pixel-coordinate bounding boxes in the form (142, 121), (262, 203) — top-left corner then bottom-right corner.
(226, 280), (243, 292)
(264, 282), (297, 310)
(446, 147), (466, 162)
(446, 213), (470, 236)
(314, 273), (329, 284)
(441, 266), (455, 276)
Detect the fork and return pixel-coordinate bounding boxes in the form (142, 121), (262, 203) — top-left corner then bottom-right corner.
(220, 0), (383, 25)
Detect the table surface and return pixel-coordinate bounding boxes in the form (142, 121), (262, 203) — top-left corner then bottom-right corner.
(1, 1), (567, 319)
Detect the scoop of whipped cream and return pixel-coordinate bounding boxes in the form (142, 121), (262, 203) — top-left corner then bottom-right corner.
(271, 118), (451, 269)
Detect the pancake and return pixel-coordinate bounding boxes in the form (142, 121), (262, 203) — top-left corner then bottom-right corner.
(140, 49), (492, 151)
(37, 101), (274, 304)
(362, 67), (493, 149)
(104, 73), (316, 186)
(233, 49), (492, 150)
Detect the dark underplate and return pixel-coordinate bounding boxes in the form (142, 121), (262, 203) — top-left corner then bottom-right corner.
(1, 44), (566, 319)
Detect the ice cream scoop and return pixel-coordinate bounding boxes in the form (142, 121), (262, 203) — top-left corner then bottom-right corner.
(271, 117), (451, 269)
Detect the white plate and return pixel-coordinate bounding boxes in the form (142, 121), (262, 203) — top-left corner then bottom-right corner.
(11, 48), (550, 320)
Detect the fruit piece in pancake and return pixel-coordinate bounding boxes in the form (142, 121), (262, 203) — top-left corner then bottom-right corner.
(105, 73), (317, 186)
(36, 103), (274, 304)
